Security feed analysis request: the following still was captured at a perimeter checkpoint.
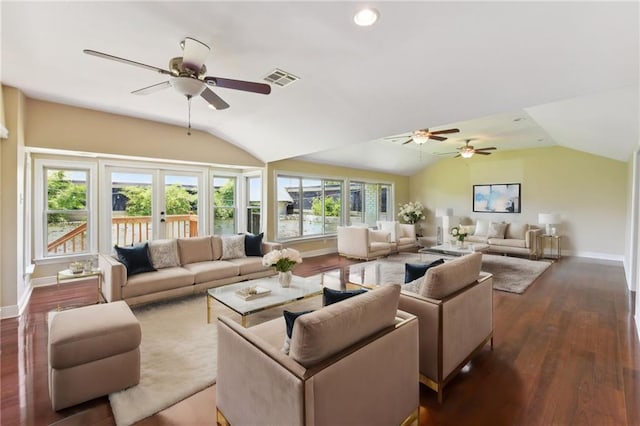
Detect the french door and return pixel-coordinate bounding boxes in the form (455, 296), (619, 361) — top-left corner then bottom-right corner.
(102, 165), (205, 251)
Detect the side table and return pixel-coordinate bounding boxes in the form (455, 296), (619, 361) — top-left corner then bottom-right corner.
(538, 235), (562, 260)
(56, 268), (104, 310)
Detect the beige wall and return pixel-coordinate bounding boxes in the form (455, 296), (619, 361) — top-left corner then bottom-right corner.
(1, 86), (27, 315)
(26, 98), (263, 167)
(410, 146), (628, 257)
(265, 159), (409, 254)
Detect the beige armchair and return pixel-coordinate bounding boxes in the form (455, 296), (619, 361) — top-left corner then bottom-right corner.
(337, 225), (392, 260)
(395, 223), (418, 252)
(398, 252), (493, 403)
(216, 285), (419, 426)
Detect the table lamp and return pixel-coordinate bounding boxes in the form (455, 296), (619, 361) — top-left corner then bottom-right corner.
(435, 208), (453, 244)
(538, 213), (560, 235)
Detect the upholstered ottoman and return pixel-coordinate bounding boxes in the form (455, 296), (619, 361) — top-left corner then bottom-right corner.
(48, 301), (141, 410)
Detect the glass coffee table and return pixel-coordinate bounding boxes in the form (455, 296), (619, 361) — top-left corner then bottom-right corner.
(420, 243), (489, 256)
(207, 274), (327, 326)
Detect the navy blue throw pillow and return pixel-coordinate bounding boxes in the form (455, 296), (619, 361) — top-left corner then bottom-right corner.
(323, 287), (367, 306)
(114, 243), (157, 277)
(283, 310), (313, 338)
(404, 259), (445, 283)
(244, 232), (264, 257)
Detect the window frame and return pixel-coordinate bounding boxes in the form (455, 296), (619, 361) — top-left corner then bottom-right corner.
(34, 158), (98, 262)
(212, 173), (239, 235)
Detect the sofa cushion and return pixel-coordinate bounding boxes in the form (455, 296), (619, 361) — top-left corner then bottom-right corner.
(488, 238), (526, 248)
(244, 232), (264, 256)
(474, 220), (490, 236)
(465, 235), (488, 244)
(148, 239), (179, 269)
(114, 243), (157, 277)
(211, 236), (223, 260)
(221, 235), (246, 260)
(182, 260), (240, 283)
(404, 259), (445, 283)
(506, 223), (529, 240)
(178, 237), (214, 265)
(226, 257), (272, 275)
(369, 229), (390, 243)
(323, 287), (367, 306)
(487, 222), (507, 239)
(419, 252), (482, 299)
(290, 285), (400, 368)
(122, 267), (195, 299)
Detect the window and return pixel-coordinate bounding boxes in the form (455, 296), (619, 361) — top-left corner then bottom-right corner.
(246, 175), (261, 234)
(349, 181), (392, 226)
(213, 176), (237, 235)
(34, 159), (97, 259)
(276, 175), (343, 240)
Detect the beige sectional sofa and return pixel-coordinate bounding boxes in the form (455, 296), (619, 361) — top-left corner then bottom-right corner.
(454, 220), (542, 258)
(99, 235), (280, 306)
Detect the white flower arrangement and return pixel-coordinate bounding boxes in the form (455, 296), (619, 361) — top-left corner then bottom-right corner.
(398, 201), (425, 224)
(262, 248), (303, 272)
(450, 225), (468, 242)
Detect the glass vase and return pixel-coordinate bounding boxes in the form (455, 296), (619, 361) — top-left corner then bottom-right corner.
(279, 270), (292, 288)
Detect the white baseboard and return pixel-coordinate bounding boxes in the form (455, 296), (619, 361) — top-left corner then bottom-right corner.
(636, 314), (640, 342)
(1, 304), (19, 319)
(565, 250), (624, 262)
(31, 276), (57, 287)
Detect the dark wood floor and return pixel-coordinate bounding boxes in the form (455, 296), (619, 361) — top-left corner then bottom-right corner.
(2, 254), (639, 425)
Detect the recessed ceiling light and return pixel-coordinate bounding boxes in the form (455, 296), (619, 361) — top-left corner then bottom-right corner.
(354, 8), (379, 26)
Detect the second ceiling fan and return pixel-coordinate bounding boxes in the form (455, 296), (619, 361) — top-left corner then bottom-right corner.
(445, 139), (497, 158)
(386, 128), (460, 145)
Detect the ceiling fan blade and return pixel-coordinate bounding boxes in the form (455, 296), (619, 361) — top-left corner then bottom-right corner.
(436, 152), (459, 156)
(204, 76), (271, 95)
(402, 138), (414, 145)
(454, 154), (462, 158)
(384, 135), (410, 140)
(131, 81), (171, 95)
(430, 128), (460, 135)
(475, 151), (492, 155)
(181, 37), (210, 72)
(429, 135), (447, 141)
(475, 147), (497, 151)
(201, 88), (230, 110)
(83, 49), (171, 75)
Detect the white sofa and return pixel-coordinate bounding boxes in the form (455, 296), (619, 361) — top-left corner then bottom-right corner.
(337, 222), (417, 260)
(452, 220), (542, 258)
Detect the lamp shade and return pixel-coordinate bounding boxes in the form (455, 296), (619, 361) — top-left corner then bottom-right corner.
(435, 208), (453, 217)
(538, 213), (561, 225)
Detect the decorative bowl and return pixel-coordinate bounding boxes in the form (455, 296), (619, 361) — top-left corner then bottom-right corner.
(69, 262), (84, 274)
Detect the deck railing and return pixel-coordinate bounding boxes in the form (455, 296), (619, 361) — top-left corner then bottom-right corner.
(47, 214), (199, 254)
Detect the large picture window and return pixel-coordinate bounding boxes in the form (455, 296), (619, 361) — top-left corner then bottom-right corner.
(276, 175), (343, 240)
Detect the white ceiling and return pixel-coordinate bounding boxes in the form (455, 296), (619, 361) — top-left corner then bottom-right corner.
(1, 2), (638, 175)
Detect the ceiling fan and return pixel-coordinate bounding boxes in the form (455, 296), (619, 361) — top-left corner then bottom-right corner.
(84, 37), (271, 134)
(443, 139), (497, 158)
(385, 128), (460, 145)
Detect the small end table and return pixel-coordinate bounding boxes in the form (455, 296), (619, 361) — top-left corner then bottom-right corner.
(56, 268), (104, 310)
(538, 234), (562, 260)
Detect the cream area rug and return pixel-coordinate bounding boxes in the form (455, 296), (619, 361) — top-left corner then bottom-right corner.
(349, 252), (551, 294)
(109, 295), (219, 426)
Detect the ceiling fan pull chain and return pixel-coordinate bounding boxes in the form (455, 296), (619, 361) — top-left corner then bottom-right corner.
(186, 95), (192, 136)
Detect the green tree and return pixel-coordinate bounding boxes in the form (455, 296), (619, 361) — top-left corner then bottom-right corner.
(47, 170), (87, 223)
(120, 185), (151, 216)
(214, 180), (235, 219)
(165, 184), (197, 215)
(311, 196), (341, 217)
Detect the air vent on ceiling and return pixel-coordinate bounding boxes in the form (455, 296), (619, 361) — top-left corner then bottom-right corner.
(263, 69), (299, 87)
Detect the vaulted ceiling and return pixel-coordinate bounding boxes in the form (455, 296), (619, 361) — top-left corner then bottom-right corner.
(2, 2), (638, 175)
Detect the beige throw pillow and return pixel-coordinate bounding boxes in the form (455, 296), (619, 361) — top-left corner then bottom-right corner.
(506, 223), (529, 240)
(487, 222), (507, 239)
(221, 235), (246, 260)
(474, 220), (490, 236)
(148, 239), (179, 269)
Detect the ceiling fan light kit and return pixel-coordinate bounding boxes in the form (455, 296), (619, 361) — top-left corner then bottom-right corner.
(354, 8), (379, 26)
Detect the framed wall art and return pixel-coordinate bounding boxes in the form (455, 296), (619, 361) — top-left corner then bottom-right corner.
(473, 183), (521, 213)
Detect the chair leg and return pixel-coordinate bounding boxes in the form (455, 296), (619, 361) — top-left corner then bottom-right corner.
(490, 336), (494, 350)
(217, 408), (230, 426)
